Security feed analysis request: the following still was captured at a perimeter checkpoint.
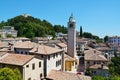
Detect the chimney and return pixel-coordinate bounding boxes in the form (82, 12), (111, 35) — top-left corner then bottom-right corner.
(35, 47), (39, 52)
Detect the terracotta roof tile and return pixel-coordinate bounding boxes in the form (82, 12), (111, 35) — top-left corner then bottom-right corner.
(0, 53), (34, 66)
(56, 43), (67, 48)
(29, 45), (63, 55)
(85, 49), (107, 61)
(14, 41), (33, 49)
(47, 70), (91, 80)
(64, 54), (75, 61)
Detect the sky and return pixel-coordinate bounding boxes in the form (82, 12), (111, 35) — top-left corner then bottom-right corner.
(0, 0), (120, 38)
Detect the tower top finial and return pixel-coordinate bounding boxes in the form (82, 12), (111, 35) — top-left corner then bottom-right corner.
(69, 13), (75, 22)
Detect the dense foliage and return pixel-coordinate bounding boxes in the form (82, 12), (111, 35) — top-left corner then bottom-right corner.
(83, 32), (101, 43)
(109, 57), (120, 75)
(92, 57), (120, 80)
(104, 35), (108, 42)
(0, 67), (22, 80)
(0, 15), (67, 38)
(92, 75), (120, 80)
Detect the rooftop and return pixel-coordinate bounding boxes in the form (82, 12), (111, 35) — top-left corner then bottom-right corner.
(47, 70), (91, 80)
(56, 43), (67, 48)
(85, 49), (107, 61)
(0, 53), (34, 66)
(14, 41), (34, 49)
(29, 45), (63, 55)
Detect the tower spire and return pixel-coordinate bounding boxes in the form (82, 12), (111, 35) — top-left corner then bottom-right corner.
(69, 13), (75, 22)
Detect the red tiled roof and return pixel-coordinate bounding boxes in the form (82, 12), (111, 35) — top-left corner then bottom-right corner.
(85, 49), (107, 61)
(29, 45), (63, 55)
(0, 53), (34, 66)
(47, 70), (91, 80)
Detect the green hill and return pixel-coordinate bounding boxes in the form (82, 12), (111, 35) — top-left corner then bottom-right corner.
(0, 15), (67, 38)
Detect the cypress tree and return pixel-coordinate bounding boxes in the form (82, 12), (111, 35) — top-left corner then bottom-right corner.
(80, 26), (83, 38)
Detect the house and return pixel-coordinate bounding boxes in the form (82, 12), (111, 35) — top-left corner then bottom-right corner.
(0, 26), (17, 38)
(46, 69), (91, 80)
(14, 41), (34, 55)
(84, 49), (109, 77)
(108, 36), (120, 46)
(29, 45), (64, 77)
(0, 52), (43, 80)
(89, 64), (109, 77)
(13, 41), (64, 78)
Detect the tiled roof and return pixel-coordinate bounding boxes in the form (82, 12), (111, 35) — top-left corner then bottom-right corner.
(98, 43), (107, 47)
(0, 42), (9, 48)
(64, 54), (75, 61)
(90, 64), (109, 70)
(85, 49), (107, 61)
(29, 45), (63, 55)
(34, 37), (48, 41)
(47, 70), (91, 80)
(0, 53), (34, 66)
(56, 43), (67, 48)
(0, 52), (7, 57)
(14, 41), (33, 49)
(96, 47), (111, 51)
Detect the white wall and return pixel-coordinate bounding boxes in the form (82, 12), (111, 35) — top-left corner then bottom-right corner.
(46, 52), (62, 75)
(23, 58), (43, 80)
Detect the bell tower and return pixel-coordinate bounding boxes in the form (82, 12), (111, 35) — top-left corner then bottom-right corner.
(67, 14), (76, 58)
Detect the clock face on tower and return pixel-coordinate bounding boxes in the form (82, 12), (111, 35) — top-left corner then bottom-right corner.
(70, 24), (73, 28)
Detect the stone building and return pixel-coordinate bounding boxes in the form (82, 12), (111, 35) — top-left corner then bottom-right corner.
(0, 26), (17, 38)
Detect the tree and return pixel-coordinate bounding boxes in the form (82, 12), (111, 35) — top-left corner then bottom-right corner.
(92, 76), (105, 80)
(83, 32), (93, 39)
(13, 68), (22, 80)
(108, 57), (120, 75)
(0, 15), (67, 38)
(104, 36), (108, 42)
(6, 34), (13, 38)
(85, 68), (92, 76)
(0, 67), (22, 80)
(80, 26), (83, 38)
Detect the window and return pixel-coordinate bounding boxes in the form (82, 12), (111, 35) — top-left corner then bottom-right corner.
(25, 52), (28, 55)
(48, 55), (50, 60)
(41, 55), (43, 58)
(56, 61), (58, 67)
(56, 53), (58, 57)
(28, 78), (31, 80)
(26, 65), (29, 68)
(40, 73), (42, 78)
(70, 24), (73, 28)
(21, 51), (23, 54)
(39, 62), (41, 68)
(53, 54), (55, 58)
(32, 63), (35, 70)
(87, 61), (90, 64)
(59, 60), (61, 65)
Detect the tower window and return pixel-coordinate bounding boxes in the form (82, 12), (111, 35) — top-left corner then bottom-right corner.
(70, 24), (73, 28)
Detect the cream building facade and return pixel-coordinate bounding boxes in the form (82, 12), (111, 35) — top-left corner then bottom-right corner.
(0, 52), (43, 80)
